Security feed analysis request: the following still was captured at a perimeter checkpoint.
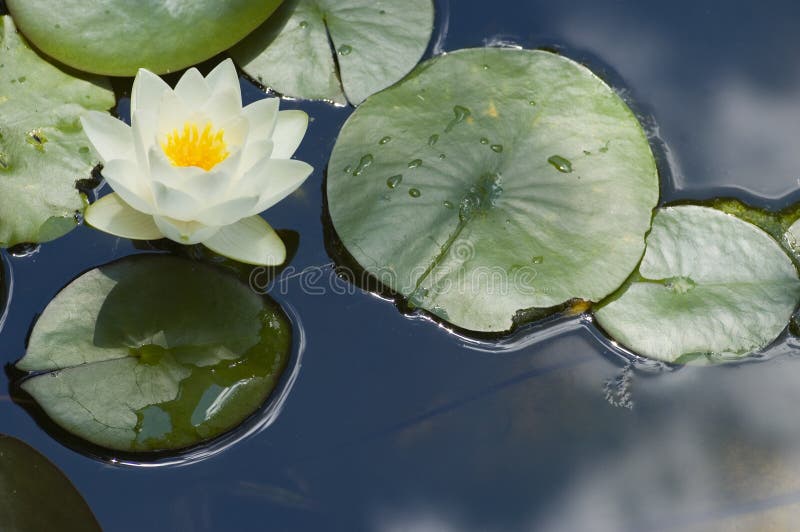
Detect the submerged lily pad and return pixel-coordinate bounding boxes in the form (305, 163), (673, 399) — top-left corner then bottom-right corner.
(5, 0), (283, 76)
(595, 205), (800, 363)
(0, 434), (101, 532)
(0, 16), (114, 248)
(16, 255), (292, 453)
(327, 48), (659, 332)
(231, 0), (435, 105)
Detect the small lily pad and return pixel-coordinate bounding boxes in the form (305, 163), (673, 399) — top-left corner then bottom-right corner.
(5, 0), (283, 76)
(16, 255), (292, 453)
(0, 434), (101, 532)
(327, 48), (659, 332)
(0, 16), (114, 248)
(595, 205), (800, 363)
(231, 0), (435, 105)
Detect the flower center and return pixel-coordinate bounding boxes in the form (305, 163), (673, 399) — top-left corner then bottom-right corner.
(161, 122), (229, 171)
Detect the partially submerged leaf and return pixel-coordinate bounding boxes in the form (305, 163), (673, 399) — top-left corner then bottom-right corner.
(595, 205), (800, 363)
(0, 16), (114, 247)
(327, 48), (659, 332)
(0, 434), (101, 532)
(5, 0), (283, 76)
(16, 255), (292, 452)
(231, 0), (435, 105)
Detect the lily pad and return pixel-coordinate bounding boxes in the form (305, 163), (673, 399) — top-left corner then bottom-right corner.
(594, 205), (800, 363)
(5, 0), (283, 76)
(230, 0), (435, 105)
(327, 48), (659, 332)
(16, 255), (292, 453)
(0, 434), (101, 532)
(0, 16), (114, 248)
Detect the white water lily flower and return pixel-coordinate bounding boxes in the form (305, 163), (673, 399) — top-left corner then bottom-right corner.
(80, 58), (312, 265)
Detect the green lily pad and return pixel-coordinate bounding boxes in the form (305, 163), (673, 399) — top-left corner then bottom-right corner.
(0, 15), (114, 248)
(16, 255), (292, 453)
(327, 48), (659, 332)
(595, 205), (800, 363)
(230, 0), (435, 105)
(5, 0), (283, 76)
(0, 434), (101, 532)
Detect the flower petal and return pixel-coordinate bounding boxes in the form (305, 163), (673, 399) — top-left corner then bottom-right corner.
(242, 97), (279, 144)
(240, 159), (314, 212)
(195, 195), (260, 227)
(271, 110), (309, 159)
(205, 58), (242, 108)
(202, 216), (286, 266)
(102, 159), (155, 215)
(153, 216), (219, 244)
(131, 68), (171, 116)
(174, 67), (210, 110)
(148, 146), (206, 189)
(80, 111), (133, 163)
(151, 181), (202, 221)
(202, 88), (244, 127)
(157, 90), (191, 138)
(238, 140), (274, 175)
(85, 193), (163, 240)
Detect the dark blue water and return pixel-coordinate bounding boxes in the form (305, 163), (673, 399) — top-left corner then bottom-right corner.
(5, 0), (800, 530)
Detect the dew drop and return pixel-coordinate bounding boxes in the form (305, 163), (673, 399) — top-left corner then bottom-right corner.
(439, 153), (447, 160)
(338, 45), (353, 56)
(79, 146), (90, 154)
(480, 137), (489, 145)
(409, 188), (421, 198)
(443, 200), (454, 209)
(599, 141), (610, 153)
(529, 100), (537, 106)
(482, 64), (490, 70)
(26, 129), (48, 151)
(299, 20), (309, 28)
(353, 154), (374, 176)
(491, 144), (503, 153)
(547, 155), (573, 173)
(379, 136), (392, 145)
(531, 256), (544, 264)
(428, 134), (439, 146)
(386, 175), (403, 189)
(344, 165), (353, 174)
(0, 152), (9, 170)
(445, 105), (471, 133)
(408, 159), (423, 169)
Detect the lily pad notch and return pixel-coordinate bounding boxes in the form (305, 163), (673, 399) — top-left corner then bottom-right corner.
(231, 0), (436, 105)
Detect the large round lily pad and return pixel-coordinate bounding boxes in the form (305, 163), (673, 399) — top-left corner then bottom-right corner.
(16, 255), (292, 453)
(5, 0), (283, 76)
(0, 434), (101, 532)
(595, 205), (800, 363)
(327, 48), (659, 332)
(231, 0), (434, 105)
(0, 16), (114, 248)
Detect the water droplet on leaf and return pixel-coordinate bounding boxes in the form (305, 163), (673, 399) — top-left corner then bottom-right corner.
(547, 155), (572, 173)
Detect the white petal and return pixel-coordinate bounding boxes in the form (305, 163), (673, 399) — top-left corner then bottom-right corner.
(174, 68), (210, 109)
(80, 111), (133, 163)
(131, 68), (171, 116)
(195, 195), (260, 227)
(218, 115), (250, 151)
(242, 97), (279, 144)
(151, 181), (202, 221)
(85, 193), (163, 240)
(102, 159), (155, 215)
(154, 216), (219, 244)
(271, 110), (309, 159)
(147, 145), (237, 204)
(202, 216), (286, 266)
(237, 140), (274, 175)
(157, 90), (191, 138)
(202, 88), (243, 127)
(205, 58), (242, 108)
(243, 159), (314, 212)
(132, 109), (156, 164)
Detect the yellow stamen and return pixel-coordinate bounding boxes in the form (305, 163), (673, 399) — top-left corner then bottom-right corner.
(161, 122), (229, 171)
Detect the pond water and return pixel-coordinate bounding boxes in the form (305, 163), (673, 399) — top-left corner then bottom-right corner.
(4, 0), (800, 530)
